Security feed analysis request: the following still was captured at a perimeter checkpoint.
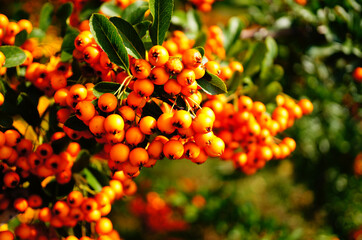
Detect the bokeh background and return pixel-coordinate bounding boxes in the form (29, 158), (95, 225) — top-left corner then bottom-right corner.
(2, 0), (362, 239)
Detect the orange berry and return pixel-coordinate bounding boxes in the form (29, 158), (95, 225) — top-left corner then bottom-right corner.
(104, 114), (125, 134)
(163, 140), (184, 160)
(148, 45), (169, 66)
(131, 59), (151, 79)
(109, 143), (130, 163)
(75, 101), (96, 122)
(129, 147), (149, 167)
(139, 116), (157, 135)
(182, 49), (202, 68)
(98, 93), (118, 113)
(95, 217), (113, 235)
(133, 79), (154, 97)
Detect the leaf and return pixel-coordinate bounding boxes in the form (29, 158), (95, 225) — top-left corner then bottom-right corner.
(262, 36), (278, 70)
(60, 31), (79, 62)
(141, 100), (163, 119)
(122, 1), (149, 25)
(195, 46), (205, 57)
(0, 46), (27, 68)
(56, 2), (73, 23)
(185, 9), (201, 39)
(0, 113), (13, 129)
(197, 70), (227, 95)
(39, 3), (54, 32)
(227, 71), (243, 94)
(0, 80), (18, 115)
(260, 64), (284, 84)
(64, 115), (89, 131)
(87, 166), (110, 187)
(256, 81), (282, 102)
(93, 82), (121, 98)
(242, 42), (267, 77)
(134, 21), (152, 39)
(72, 150), (91, 173)
(100, 2), (123, 17)
(149, 0), (174, 46)
(44, 178), (75, 197)
(51, 137), (71, 155)
(110, 17), (146, 59)
(82, 168), (102, 192)
(28, 28), (46, 39)
(89, 13), (130, 72)
(223, 17), (243, 55)
(15, 30), (28, 47)
(17, 93), (41, 128)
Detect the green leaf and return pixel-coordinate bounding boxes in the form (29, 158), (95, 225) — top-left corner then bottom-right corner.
(82, 168), (102, 192)
(17, 93), (41, 128)
(89, 13), (130, 72)
(0, 113), (13, 129)
(223, 17), (243, 55)
(256, 81), (282, 102)
(134, 21), (152, 39)
(0, 46), (27, 68)
(242, 42), (266, 77)
(28, 28), (46, 39)
(110, 17), (146, 59)
(260, 64), (284, 84)
(56, 2), (73, 23)
(39, 3), (54, 32)
(72, 150), (91, 173)
(15, 30), (28, 47)
(195, 46), (205, 57)
(262, 36), (278, 70)
(122, 1), (149, 25)
(227, 71), (243, 94)
(93, 82), (121, 98)
(60, 31), (79, 62)
(0, 80), (18, 116)
(197, 70), (227, 95)
(100, 2), (123, 17)
(64, 115), (88, 131)
(87, 166), (110, 187)
(149, 0), (174, 46)
(185, 9), (201, 39)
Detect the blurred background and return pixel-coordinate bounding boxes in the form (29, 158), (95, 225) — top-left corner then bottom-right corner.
(2, 0), (362, 239)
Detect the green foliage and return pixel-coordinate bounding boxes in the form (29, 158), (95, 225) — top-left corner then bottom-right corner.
(197, 70), (227, 95)
(149, 0), (174, 45)
(89, 13), (130, 73)
(0, 46), (27, 68)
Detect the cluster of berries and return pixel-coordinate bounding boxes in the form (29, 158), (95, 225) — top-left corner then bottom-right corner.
(130, 192), (189, 232)
(203, 95), (313, 174)
(205, 25), (225, 60)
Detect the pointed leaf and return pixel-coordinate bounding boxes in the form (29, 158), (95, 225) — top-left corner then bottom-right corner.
(39, 3), (54, 32)
(89, 13), (129, 72)
(28, 28), (46, 39)
(82, 168), (102, 191)
(110, 17), (146, 59)
(0, 46), (26, 68)
(134, 21), (151, 39)
(72, 150), (91, 173)
(195, 46), (204, 57)
(60, 31), (79, 62)
(64, 115), (88, 131)
(227, 71), (243, 94)
(56, 2), (73, 23)
(197, 70), (227, 95)
(122, 1), (149, 25)
(242, 42), (266, 77)
(185, 9), (201, 39)
(223, 17), (243, 55)
(15, 30), (28, 47)
(93, 82), (121, 98)
(149, 0), (174, 46)
(100, 2), (123, 17)
(17, 93), (41, 128)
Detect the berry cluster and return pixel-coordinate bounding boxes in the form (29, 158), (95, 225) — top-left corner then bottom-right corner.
(190, 0), (216, 12)
(130, 192), (189, 232)
(203, 95), (313, 174)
